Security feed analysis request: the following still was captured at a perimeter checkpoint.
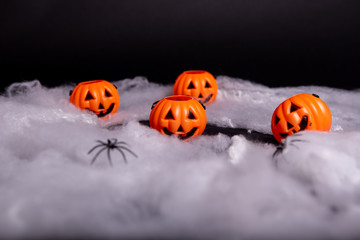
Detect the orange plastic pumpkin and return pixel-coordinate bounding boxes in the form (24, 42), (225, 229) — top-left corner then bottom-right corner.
(149, 95), (207, 140)
(174, 70), (218, 105)
(69, 80), (119, 118)
(271, 93), (332, 142)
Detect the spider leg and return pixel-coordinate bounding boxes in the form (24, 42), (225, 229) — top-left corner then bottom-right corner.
(272, 142), (286, 168)
(272, 149), (281, 159)
(118, 146), (138, 158)
(114, 141), (129, 147)
(114, 147), (128, 164)
(272, 143), (284, 158)
(272, 149), (288, 168)
(290, 139), (307, 143)
(96, 140), (107, 145)
(289, 143), (300, 150)
(88, 144), (105, 154)
(272, 156), (279, 168)
(107, 147), (113, 167)
(90, 147), (107, 165)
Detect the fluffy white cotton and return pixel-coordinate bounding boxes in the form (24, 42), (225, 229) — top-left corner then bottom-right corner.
(274, 131), (360, 205)
(0, 76), (360, 239)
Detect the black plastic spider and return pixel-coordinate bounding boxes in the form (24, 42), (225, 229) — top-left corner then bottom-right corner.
(272, 136), (307, 167)
(88, 138), (138, 166)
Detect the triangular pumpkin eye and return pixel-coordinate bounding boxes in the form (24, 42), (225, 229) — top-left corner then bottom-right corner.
(188, 109), (196, 119)
(187, 82), (195, 89)
(275, 115), (280, 125)
(205, 81), (211, 88)
(85, 92), (95, 100)
(290, 103), (300, 113)
(105, 89), (112, 97)
(165, 110), (175, 119)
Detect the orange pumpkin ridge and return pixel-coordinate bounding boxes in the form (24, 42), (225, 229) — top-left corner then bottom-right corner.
(150, 95), (207, 140)
(69, 80), (120, 118)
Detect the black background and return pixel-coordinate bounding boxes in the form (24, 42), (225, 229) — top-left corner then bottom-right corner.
(1, 0), (360, 92)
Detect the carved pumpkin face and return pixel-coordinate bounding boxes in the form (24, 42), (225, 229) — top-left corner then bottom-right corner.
(271, 93), (332, 142)
(173, 70), (218, 105)
(69, 80), (120, 118)
(149, 95), (207, 140)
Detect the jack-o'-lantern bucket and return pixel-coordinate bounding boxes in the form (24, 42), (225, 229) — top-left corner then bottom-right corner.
(149, 95), (207, 140)
(271, 93), (332, 142)
(174, 70), (218, 105)
(69, 80), (119, 118)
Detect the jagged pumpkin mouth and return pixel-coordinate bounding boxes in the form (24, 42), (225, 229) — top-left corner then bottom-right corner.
(95, 103), (115, 118)
(163, 127), (198, 140)
(199, 93), (213, 104)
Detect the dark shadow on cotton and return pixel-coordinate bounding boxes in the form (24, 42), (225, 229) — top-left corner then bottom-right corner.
(135, 120), (278, 145)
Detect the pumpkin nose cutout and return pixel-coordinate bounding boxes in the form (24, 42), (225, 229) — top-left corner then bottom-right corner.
(177, 126), (184, 132)
(98, 103), (105, 110)
(199, 93), (204, 98)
